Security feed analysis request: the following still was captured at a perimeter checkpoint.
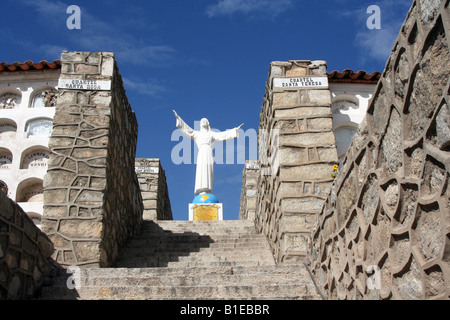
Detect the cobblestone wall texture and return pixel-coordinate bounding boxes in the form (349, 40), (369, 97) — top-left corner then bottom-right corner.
(0, 191), (54, 299)
(256, 60), (338, 264)
(239, 160), (260, 221)
(309, 0), (450, 299)
(42, 52), (143, 268)
(135, 158), (173, 220)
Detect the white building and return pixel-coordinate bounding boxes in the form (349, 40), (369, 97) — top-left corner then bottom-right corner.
(328, 69), (379, 163)
(0, 59), (61, 227)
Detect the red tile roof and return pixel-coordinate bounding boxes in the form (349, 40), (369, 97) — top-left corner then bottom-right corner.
(1, 60), (379, 85)
(0, 60), (61, 73)
(328, 69), (380, 84)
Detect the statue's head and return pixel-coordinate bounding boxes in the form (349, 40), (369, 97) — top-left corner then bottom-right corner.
(200, 118), (210, 130)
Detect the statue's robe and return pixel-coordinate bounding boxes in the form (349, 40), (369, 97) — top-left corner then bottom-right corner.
(177, 117), (239, 195)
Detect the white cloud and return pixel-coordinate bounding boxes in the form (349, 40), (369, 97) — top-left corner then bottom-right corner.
(354, 26), (399, 63)
(17, 0), (176, 67)
(39, 44), (69, 58)
(123, 78), (168, 98)
(352, 1), (412, 64)
(206, 0), (293, 18)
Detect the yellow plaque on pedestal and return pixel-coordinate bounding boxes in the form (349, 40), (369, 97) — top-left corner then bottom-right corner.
(192, 204), (220, 221)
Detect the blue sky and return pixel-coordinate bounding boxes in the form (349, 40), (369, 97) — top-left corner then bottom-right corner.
(1, 0), (412, 220)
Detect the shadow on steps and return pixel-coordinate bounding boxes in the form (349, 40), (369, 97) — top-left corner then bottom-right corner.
(112, 220), (214, 268)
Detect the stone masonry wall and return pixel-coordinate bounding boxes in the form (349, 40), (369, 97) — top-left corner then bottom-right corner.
(0, 191), (54, 299)
(309, 0), (450, 299)
(135, 158), (173, 220)
(256, 60), (338, 264)
(239, 160), (260, 221)
(42, 51), (143, 268)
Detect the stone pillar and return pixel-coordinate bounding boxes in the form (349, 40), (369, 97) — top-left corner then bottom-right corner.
(135, 158), (173, 220)
(257, 60), (338, 264)
(239, 160), (260, 221)
(42, 51), (143, 268)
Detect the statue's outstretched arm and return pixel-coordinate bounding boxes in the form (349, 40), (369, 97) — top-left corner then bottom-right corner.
(173, 109), (196, 139)
(212, 123), (244, 142)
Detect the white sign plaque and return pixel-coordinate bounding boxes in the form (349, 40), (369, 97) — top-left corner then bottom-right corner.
(58, 79), (111, 91)
(273, 76), (328, 89)
(135, 166), (159, 174)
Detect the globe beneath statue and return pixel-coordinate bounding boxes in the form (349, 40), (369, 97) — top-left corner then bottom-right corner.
(192, 193), (219, 204)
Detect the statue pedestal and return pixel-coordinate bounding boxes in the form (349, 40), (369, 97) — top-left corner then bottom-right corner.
(189, 203), (223, 221)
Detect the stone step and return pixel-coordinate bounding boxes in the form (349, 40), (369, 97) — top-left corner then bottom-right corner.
(122, 241), (271, 251)
(126, 237), (269, 247)
(133, 233), (265, 240)
(118, 248), (274, 258)
(116, 256), (275, 267)
(51, 274), (310, 288)
(115, 250), (275, 262)
(49, 268), (312, 288)
(124, 240), (269, 251)
(141, 221), (260, 234)
(142, 226), (260, 233)
(39, 283), (319, 300)
(37, 220), (322, 300)
(39, 264), (321, 300)
(148, 220), (257, 228)
(62, 265), (310, 278)
(114, 259), (275, 268)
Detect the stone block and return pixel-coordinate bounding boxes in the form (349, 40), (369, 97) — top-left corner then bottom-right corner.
(281, 163), (333, 181)
(282, 233), (309, 253)
(308, 90), (331, 105)
(59, 220), (103, 239)
(141, 191), (157, 200)
(280, 213), (316, 231)
(73, 241), (100, 262)
(286, 67), (307, 77)
(275, 106), (331, 118)
(52, 125), (79, 136)
(280, 131), (336, 147)
(89, 92), (112, 106)
(281, 197), (325, 212)
(53, 113), (82, 124)
(143, 209), (157, 220)
(43, 189), (68, 204)
(273, 91), (298, 108)
(101, 55), (115, 77)
(279, 147), (307, 164)
(143, 200), (157, 208)
(44, 172), (77, 188)
(246, 189), (257, 197)
(435, 103), (450, 149)
(306, 117), (333, 130)
(61, 51), (85, 62)
(278, 182), (303, 196)
(77, 190), (104, 204)
(317, 147), (338, 162)
(71, 147), (108, 160)
(75, 63), (99, 74)
(57, 91), (76, 104)
(270, 66), (283, 77)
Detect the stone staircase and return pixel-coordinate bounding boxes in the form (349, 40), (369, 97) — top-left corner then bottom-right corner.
(38, 220), (321, 300)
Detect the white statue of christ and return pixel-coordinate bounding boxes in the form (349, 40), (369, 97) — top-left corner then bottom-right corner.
(173, 110), (243, 196)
